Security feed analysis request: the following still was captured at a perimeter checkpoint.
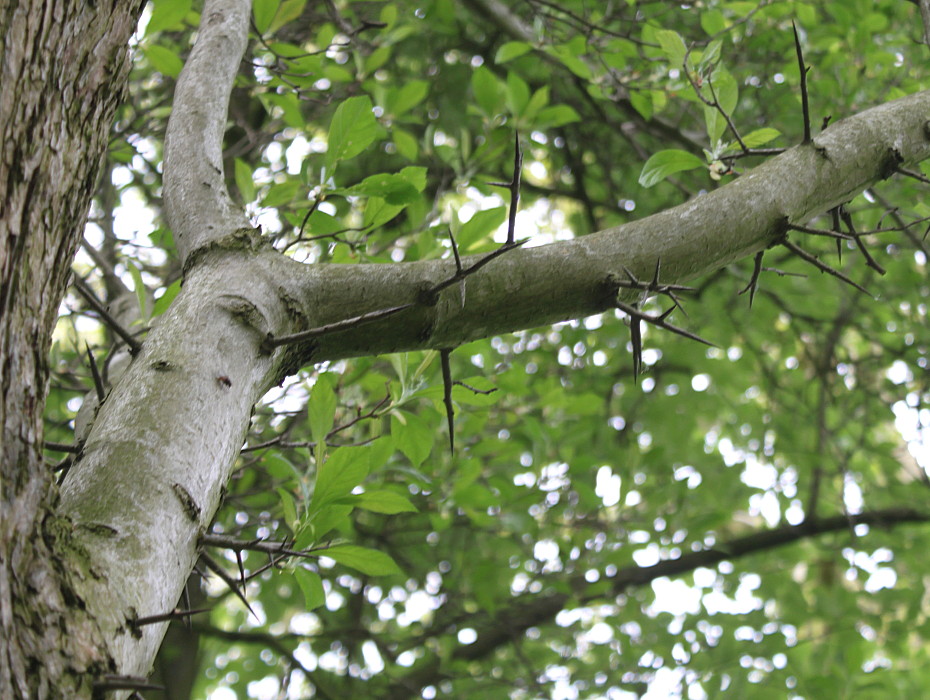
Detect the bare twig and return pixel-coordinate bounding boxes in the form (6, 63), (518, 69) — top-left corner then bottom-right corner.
(839, 207), (886, 274)
(93, 675), (164, 692)
(263, 303), (418, 351)
(129, 607), (211, 630)
(781, 238), (871, 296)
(72, 276), (142, 355)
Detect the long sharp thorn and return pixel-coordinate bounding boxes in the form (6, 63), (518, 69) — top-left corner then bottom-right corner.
(440, 348), (455, 453)
(85, 342), (106, 402)
(448, 228), (463, 274)
(792, 21), (812, 144)
(201, 554), (257, 620)
(617, 300), (716, 348)
(832, 207), (843, 262)
(738, 251), (764, 307)
(506, 131), (522, 245)
(182, 584), (193, 630)
(631, 319), (642, 381)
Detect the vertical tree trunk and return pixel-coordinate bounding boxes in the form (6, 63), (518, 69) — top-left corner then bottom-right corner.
(0, 1), (144, 696)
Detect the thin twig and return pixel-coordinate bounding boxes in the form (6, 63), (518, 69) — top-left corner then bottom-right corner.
(44, 441), (80, 453)
(897, 166), (930, 185)
(839, 207), (885, 275)
(93, 675), (164, 692)
(787, 223), (852, 240)
(615, 300), (716, 349)
(263, 303), (418, 350)
(72, 275), (142, 355)
(129, 607), (211, 630)
(781, 238), (871, 296)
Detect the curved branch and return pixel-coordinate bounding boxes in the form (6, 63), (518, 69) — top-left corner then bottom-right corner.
(272, 89), (930, 364)
(163, 0), (252, 261)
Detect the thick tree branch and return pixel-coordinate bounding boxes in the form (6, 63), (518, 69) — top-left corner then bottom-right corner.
(272, 89), (930, 364)
(163, 0), (252, 261)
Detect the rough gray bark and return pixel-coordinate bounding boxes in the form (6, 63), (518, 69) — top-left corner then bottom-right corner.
(0, 1), (146, 697)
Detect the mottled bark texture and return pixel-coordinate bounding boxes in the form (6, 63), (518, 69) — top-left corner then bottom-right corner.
(0, 1), (144, 697)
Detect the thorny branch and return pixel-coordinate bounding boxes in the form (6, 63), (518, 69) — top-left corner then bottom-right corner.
(611, 261), (714, 381)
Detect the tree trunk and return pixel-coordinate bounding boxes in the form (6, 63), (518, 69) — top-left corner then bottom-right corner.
(0, 1), (144, 696)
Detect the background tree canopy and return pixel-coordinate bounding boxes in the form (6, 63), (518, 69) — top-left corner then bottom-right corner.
(47, 0), (930, 697)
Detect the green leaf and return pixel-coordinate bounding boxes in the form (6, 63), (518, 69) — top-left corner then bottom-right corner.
(310, 446), (371, 512)
(152, 280), (181, 318)
(654, 29), (688, 67)
(638, 149), (705, 187)
(741, 127), (782, 148)
(265, 453), (299, 481)
(261, 180), (301, 208)
(347, 173), (420, 205)
(144, 45), (184, 78)
(362, 196), (403, 229)
(393, 129), (419, 160)
(522, 86), (550, 124)
(126, 262), (148, 321)
(234, 158), (256, 203)
(471, 66), (503, 116)
(303, 210), (343, 236)
(700, 9), (727, 35)
(388, 80), (429, 117)
(352, 490), (418, 514)
(399, 166), (427, 191)
(545, 40), (592, 79)
(309, 374), (337, 460)
(293, 568), (326, 610)
(458, 207), (507, 250)
(146, 0), (191, 34)
(277, 487), (299, 529)
(506, 71), (531, 116)
(629, 91), (653, 120)
(253, 0), (280, 34)
(495, 41), (532, 63)
(302, 504), (352, 542)
(391, 413), (433, 467)
(709, 67), (738, 114)
(268, 0), (307, 34)
(536, 104), (581, 128)
(325, 96), (379, 172)
(322, 545), (403, 576)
